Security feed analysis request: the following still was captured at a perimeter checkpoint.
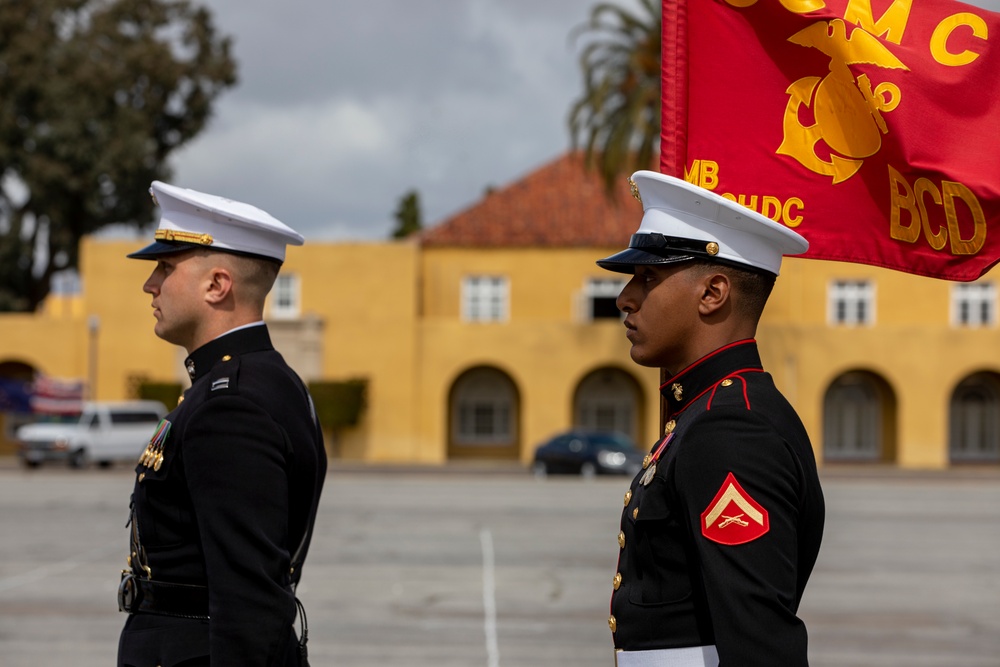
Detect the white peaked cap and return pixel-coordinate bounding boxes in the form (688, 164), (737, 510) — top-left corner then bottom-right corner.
(597, 171), (808, 276)
(128, 181), (304, 263)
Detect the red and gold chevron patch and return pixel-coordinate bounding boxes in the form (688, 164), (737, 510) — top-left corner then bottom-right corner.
(700, 472), (769, 545)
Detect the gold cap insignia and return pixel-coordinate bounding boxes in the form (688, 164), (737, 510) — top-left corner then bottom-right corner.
(706, 242), (720, 256)
(628, 178), (642, 204)
(155, 229), (214, 246)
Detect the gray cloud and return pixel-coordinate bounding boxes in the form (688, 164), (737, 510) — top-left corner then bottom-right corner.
(170, 0), (609, 239)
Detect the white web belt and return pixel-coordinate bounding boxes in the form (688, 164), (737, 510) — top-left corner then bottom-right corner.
(614, 645), (719, 667)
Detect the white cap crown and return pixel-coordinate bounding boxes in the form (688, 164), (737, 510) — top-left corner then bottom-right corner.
(128, 181), (303, 262)
(597, 171), (807, 275)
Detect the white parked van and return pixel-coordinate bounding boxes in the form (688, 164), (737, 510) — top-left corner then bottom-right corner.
(15, 401), (168, 468)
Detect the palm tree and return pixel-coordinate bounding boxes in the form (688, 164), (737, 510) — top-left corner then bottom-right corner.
(569, 0), (661, 193)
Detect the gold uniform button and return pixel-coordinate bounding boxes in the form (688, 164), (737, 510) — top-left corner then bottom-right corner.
(618, 531), (625, 549)
(665, 419), (676, 434)
(608, 615), (617, 633)
(721, 378), (733, 387)
(623, 490), (632, 506)
(632, 507), (639, 520)
(642, 454), (652, 469)
(613, 572), (622, 590)
(222, 355), (232, 361)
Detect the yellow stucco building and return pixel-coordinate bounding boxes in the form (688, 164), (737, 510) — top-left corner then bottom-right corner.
(2, 153), (999, 469)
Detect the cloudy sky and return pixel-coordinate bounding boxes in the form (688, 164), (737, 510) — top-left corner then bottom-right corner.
(167, 0), (999, 242)
(167, 0), (637, 241)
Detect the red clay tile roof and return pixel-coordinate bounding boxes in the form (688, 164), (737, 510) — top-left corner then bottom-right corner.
(420, 152), (643, 248)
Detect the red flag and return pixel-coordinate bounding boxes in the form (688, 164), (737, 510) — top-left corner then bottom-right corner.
(661, 0), (1000, 281)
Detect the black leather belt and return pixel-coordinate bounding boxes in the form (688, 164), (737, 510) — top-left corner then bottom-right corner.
(118, 572), (210, 620)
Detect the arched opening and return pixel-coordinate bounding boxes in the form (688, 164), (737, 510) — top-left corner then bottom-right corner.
(0, 360), (39, 453)
(823, 370), (897, 463)
(949, 372), (1000, 463)
(573, 367), (644, 442)
(447, 366), (520, 460)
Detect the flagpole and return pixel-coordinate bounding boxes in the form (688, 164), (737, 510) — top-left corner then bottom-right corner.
(659, 0), (689, 430)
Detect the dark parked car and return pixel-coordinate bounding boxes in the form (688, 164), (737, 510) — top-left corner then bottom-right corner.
(531, 430), (645, 477)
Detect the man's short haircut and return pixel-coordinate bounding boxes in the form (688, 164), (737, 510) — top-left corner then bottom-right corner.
(196, 249), (281, 307)
(688, 260), (776, 323)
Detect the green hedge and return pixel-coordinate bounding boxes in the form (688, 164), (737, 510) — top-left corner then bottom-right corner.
(308, 378), (367, 430)
(135, 381), (183, 410)
(132, 378), (367, 432)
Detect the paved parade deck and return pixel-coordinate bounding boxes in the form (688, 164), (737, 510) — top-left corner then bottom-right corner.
(0, 462), (997, 666)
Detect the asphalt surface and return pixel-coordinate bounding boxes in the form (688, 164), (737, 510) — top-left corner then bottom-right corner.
(0, 460), (998, 666)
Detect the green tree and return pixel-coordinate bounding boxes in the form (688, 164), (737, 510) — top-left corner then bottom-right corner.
(0, 0), (237, 311)
(391, 189), (423, 239)
(568, 0), (661, 192)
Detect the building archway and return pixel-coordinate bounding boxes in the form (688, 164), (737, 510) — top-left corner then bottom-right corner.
(573, 367), (644, 442)
(0, 360), (39, 451)
(447, 366), (520, 460)
(823, 370), (897, 463)
(949, 372), (1000, 463)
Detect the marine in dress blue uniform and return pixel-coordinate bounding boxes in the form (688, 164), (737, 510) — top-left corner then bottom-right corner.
(117, 182), (327, 667)
(597, 172), (825, 667)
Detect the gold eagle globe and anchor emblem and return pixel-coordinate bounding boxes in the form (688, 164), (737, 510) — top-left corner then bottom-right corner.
(777, 19), (909, 184)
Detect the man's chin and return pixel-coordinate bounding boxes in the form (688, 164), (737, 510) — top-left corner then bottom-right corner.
(153, 323), (179, 346)
(629, 347), (673, 371)
(629, 348), (658, 368)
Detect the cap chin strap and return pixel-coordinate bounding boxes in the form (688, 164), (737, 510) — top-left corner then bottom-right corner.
(629, 233), (776, 276)
(629, 233), (719, 258)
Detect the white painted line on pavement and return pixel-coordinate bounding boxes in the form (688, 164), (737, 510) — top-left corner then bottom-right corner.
(480, 527), (500, 667)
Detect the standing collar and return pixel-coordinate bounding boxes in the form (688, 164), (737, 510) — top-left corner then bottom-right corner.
(184, 324), (274, 383)
(660, 339), (763, 417)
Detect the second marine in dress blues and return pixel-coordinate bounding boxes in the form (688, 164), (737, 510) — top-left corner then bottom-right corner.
(598, 171), (825, 666)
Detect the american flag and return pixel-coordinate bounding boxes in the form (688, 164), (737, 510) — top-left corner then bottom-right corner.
(30, 376), (85, 415)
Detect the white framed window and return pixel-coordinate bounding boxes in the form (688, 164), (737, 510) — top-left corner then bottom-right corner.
(583, 278), (626, 321)
(952, 282), (996, 328)
(269, 273), (300, 319)
(462, 276), (508, 323)
(50, 269), (82, 296)
(828, 280), (875, 326)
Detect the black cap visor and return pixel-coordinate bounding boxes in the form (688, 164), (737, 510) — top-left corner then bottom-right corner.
(126, 240), (200, 260)
(126, 240), (284, 265)
(596, 247), (694, 274)
(596, 232), (717, 274)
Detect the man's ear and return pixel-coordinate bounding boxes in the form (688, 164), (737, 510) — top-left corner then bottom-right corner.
(698, 271), (732, 316)
(204, 267), (234, 305)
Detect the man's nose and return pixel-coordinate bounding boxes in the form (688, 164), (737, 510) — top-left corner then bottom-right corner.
(617, 278), (638, 313)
